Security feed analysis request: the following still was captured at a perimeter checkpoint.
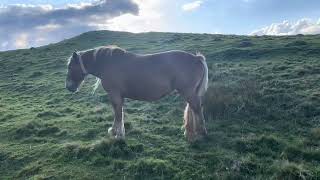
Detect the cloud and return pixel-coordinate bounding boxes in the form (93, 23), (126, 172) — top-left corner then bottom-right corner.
(105, 0), (167, 33)
(0, 0), (139, 51)
(14, 33), (29, 49)
(1, 41), (8, 48)
(182, 1), (203, 12)
(251, 18), (320, 36)
(35, 24), (62, 31)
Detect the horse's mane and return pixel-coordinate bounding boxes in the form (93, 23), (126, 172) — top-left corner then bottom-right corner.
(92, 45), (126, 94)
(97, 45), (126, 57)
(67, 45), (126, 65)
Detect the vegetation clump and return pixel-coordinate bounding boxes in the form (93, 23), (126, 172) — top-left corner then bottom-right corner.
(14, 121), (60, 139)
(273, 161), (312, 180)
(128, 158), (177, 180)
(60, 139), (144, 162)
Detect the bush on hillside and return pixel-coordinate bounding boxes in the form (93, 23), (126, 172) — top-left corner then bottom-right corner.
(203, 79), (260, 120)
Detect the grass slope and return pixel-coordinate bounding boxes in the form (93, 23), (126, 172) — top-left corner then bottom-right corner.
(0, 31), (320, 179)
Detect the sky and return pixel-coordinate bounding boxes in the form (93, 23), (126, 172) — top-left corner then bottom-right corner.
(1, 0), (320, 51)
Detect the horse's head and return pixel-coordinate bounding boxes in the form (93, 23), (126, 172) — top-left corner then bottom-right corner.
(66, 51), (86, 92)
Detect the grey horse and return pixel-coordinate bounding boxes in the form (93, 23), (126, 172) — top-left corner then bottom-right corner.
(66, 45), (208, 142)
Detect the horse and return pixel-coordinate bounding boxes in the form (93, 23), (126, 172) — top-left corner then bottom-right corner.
(66, 45), (208, 142)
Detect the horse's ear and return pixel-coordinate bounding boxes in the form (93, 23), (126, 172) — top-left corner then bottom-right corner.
(72, 51), (79, 64)
(72, 51), (78, 58)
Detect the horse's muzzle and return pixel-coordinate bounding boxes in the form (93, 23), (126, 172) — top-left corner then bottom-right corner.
(66, 80), (78, 92)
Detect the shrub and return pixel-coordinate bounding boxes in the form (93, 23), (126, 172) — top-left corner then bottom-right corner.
(203, 79), (261, 120)
(203, 85), (234, 119)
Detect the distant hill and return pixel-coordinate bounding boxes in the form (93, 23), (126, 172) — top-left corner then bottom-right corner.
(0, 30), (319, 179)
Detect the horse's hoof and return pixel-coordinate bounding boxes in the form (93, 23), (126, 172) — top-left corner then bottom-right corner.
(108, 127), (125, 139)
(115, 134), (125, 140)
(184, 131), (195, 142)
(185, 131), (207, 143)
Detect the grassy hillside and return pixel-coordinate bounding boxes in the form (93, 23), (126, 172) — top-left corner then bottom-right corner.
(0, 30), (320, 179)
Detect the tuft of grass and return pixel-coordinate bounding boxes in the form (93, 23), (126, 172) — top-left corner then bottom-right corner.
(14, 121), (60, 139)
(91, 139), (133, 158)
(17, 163), (42, 179)
(128, 158), (177, 180)
(235, 135), (285, 158)
(62, 142), (91, 160)
(272, 161), (312, 180)
(237, 40), (254, 48)
(36, 111), (63, 119)
(203, 78), (261, 120)
(285, 40), (308, 47)
(59, 139), (145, 165)
(29, 71), (43, 78)
(311, 128), (320, 140)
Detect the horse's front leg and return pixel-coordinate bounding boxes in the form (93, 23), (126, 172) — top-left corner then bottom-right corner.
(108, 93), (125, 139)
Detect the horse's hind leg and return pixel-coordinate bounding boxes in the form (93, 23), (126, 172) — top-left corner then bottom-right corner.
(188, 95), (207, 137)
(180, 90), (207, 142)
(108, 93), (125, 139)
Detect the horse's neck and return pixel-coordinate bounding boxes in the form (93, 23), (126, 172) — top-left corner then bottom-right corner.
(80, 50), (100, 78)
(84, 49), (135, 78)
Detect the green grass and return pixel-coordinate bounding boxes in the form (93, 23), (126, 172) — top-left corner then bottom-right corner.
(0, 31), (320, 179)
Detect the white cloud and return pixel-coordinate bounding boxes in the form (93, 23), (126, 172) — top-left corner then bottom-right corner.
(182, 1), (203, 12)
(15, 33), (29, 49)
(251, 18), (320, 36)
(1, 41), (8, 48)
(35, 24), (62, 31)
(105, 0), (167, 33)
(0, 0), (139, 51)
(66, 2), (92, 9)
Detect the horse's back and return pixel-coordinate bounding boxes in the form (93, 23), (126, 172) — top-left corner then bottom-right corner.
(144, 50), (205, 90)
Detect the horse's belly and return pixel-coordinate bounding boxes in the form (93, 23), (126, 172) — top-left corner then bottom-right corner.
(124, 82), (173, 101)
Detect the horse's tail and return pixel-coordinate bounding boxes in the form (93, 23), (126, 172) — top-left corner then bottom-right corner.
(183, 103), (195, 141)
(195, 52), (208, 97)
(183, 52), (208, 142)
